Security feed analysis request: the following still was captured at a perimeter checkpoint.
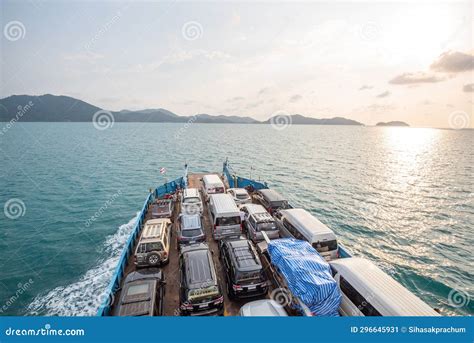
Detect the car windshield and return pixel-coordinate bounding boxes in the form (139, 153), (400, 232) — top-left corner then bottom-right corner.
(126, 283), (149, 296)
(184, 197), (200, 204)
(257, 222), (277, 231)
(235, 270), (264, 283)
(313, 240), (337, 252)
(216, 216), (240, 226)
(271, 201), (288, 209)
(144, 242), (163, 252)
(182, 228), (202, 238)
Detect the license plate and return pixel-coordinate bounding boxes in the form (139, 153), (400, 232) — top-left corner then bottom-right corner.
(247, 285), (256, 290)
(199, 304), (208, 308)
(189, 241), (196, 244)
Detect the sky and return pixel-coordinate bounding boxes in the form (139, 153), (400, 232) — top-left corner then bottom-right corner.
(1, 0), (473, 128)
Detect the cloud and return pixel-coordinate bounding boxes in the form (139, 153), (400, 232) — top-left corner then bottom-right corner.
(430, 51), (474, 72)
(289, 94), (302, 103)
(227, 96), (244, 102)
(463, 83), (474, 92)
(359, 85), (373, 90)
(376, 91), (390, 98)
(258, 87), (270, 96)
(389, 72), (444, 85)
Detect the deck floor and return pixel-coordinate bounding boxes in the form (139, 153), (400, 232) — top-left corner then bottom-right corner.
(116, 173), (268, 316)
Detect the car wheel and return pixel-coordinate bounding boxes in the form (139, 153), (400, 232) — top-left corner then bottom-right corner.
(147, 252), (160, 266)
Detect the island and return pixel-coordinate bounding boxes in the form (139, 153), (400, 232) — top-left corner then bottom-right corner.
(0, 94), (363, 125)
(376, 121), (410, 127)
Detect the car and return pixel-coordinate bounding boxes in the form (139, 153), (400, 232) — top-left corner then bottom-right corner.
(112, 268), (165, 316)
(240, 204), (279, 243)
(177, 214), (206, 247)
(239, 299), (288, 316)
(179, 243), (224, 316)
(226, 188), (251, 206)
(151, 198), (174, 219)
(208, 193), (242, 240)
(202, 174), (225, 201)
(180, 188), (203, 215)
(134, 219), (171, 267)
(277, 208), (338, 261)
(219, 237), (268, 299)
(253, 189), (290, 215)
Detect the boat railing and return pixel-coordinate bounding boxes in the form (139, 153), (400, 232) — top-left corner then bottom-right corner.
(223, 161), (268, 190)
(97, 175), (186, 316)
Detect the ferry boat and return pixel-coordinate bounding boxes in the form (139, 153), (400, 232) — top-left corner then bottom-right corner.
(96, 160), (440, 317)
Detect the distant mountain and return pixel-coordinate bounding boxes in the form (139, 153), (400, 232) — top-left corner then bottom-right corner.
(376, 121), (409, 127)
(264, 114), (363, 126)
(0, 94), (362, 125)
(0, 94), (102, 122)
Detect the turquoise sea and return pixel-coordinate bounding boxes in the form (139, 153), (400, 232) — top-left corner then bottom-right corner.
(0, 123), (472, 316)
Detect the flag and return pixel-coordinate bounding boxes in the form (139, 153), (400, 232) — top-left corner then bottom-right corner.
(160, 167), (167, 174)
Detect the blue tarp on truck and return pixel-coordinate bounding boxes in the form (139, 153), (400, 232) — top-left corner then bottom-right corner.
(268, 238), (341, 316)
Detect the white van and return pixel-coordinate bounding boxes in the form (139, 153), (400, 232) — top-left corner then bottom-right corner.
(330, 257), (440, 316)
(277, 208), (338, 261)
(202, 174), (225, 201)
(208, 193), (241, 240)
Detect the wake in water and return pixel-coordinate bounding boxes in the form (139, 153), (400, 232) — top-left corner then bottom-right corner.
(26, 214), (139, 316)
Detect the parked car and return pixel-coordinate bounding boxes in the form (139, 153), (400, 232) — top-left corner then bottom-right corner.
(113, 268), (165, 316)
(277, 208), (338, 261)
(240, 204), (279, 243)
(202, 174), (225, 201)
(179, 243), (224, 316)
(253, 189), (290, 215)
(227, 188), (251, 206)
(219, 237), (268, 299)
(239, 299), (288, 316)
(134, 219), (171, 267)
(181, 188), (203, 215)
(177, 214), (206, 247)
(208, 193), (242, 240)
(151, 198), (174, 219)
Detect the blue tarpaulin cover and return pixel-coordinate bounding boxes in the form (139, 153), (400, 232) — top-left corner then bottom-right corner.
(268, 238), (341, 316)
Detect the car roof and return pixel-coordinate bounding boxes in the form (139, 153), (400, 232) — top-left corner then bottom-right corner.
(118, 280), (155, 316)
(124, 268), (163, 284)
(180, 214), (202, 229)
(227, 239), (262, 271)
(330, 258), (440, 316)
(280, 208), (336, 239)
(210, 193), (239, 214)
(228, 188), (248, 195)
(183, 188), (200, 198)
(240, 300), (288, 316)
(258, 189), (287, 202)
(141, 219), (169, 240)
(203, 174), (224, 185)
(183, 249), (215, 287)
